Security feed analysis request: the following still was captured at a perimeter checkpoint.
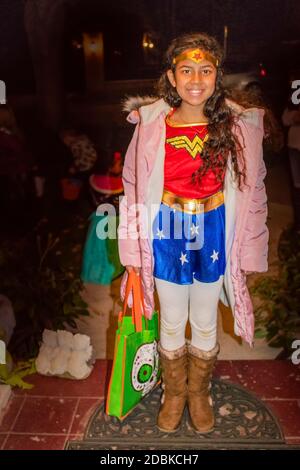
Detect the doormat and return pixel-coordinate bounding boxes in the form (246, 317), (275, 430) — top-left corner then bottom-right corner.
(66, 379), (292, 450)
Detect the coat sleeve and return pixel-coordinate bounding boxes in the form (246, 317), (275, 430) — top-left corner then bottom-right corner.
(240, 140), (269, 273)
(117, 123), (142, 267)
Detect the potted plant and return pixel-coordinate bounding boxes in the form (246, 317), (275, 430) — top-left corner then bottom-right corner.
(251, 227), (300, 357)
(0, 222), (89, 360)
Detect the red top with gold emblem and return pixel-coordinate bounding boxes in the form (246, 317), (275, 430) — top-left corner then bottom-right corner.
(164, 115), (225, 198)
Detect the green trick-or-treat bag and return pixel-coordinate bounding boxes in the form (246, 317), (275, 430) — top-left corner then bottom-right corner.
(106, 271), (160, 420)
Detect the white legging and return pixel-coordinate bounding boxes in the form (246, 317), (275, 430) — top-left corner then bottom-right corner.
(155, 276), (224, 352)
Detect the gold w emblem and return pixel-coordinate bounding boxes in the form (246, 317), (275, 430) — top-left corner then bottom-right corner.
(166, 134), (209, 159)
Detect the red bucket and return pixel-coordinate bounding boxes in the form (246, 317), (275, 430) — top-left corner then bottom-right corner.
(60, 178), (82, 201)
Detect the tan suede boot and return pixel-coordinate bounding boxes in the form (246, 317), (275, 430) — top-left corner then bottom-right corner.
(187, 342), (219, 434)
(157, 343), (187, 433)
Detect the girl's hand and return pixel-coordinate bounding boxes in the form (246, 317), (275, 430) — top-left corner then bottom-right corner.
(126, 265), (141, 275)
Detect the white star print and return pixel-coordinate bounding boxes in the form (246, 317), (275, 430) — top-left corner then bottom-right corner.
(210, 249), (219, 263)
(190, 223), (199, 236)
(156, 228), (165, 240)
(179, 252), (189, 266)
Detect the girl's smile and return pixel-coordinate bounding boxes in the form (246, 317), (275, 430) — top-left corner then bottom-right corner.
(167, 57), (217, 120)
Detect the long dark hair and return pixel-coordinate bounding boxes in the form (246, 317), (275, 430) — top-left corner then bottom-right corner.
(157, 32), (247, 190)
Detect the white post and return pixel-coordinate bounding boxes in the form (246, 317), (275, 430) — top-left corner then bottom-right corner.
(0, 340), (6, 364)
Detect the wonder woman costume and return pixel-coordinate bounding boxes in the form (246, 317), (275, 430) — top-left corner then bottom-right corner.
(152, 113), (226, 285)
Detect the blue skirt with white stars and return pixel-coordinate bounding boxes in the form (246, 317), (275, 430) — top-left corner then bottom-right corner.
(152, 199), (226, 285)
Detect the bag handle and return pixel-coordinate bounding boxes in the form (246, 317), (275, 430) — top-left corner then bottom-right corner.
(136, 274), (148, 330)
(120, 271), (143, 332)
(123, 270), (134, 311)
(132, 273), (145, 332)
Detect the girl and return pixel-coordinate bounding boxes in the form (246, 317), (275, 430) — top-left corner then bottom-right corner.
(118, 33), (269, 434)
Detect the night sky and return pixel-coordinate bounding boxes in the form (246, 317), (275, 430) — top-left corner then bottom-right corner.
(0, 0), (300, 92)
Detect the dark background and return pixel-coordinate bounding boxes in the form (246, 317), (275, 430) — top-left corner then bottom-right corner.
(1, 0), (299, 93)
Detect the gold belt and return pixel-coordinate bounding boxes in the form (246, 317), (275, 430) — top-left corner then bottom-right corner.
(162, 189), (224, 214)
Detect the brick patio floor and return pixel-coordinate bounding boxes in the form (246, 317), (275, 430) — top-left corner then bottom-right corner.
(0, 359), (299, 450)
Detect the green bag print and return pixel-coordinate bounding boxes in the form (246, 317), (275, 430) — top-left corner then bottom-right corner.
(106, 271), (161, 420)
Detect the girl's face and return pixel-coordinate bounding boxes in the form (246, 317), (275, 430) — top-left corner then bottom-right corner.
(167, 57), (217, 109)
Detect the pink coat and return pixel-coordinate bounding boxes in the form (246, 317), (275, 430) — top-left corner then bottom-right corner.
(118, 98), (269, 346)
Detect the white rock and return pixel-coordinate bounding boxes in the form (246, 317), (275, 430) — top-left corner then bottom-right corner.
(80, 345), (93, 362)
(57, 330), (74, 349)
(37, 329), (93, 379)
(51, 346), (61, 360)
(67, 350), (91, 379)
(73, 333), (90, 351)
(35, 354), (51, 374)
(42, 329), (58, 348)
(50, 349), (71, 375)
(48, 347), (63, 374)
(39, 344), (56, 359)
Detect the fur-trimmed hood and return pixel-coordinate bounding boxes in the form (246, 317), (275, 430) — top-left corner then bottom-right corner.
(122, 95), (264, 129)
(122, 95), (158, 113)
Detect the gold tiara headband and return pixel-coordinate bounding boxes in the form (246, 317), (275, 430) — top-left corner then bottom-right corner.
(173, 48), (219, 67)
